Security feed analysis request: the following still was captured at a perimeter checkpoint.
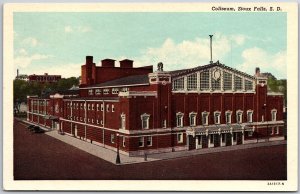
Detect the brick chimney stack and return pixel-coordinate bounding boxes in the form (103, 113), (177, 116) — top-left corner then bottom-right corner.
(255, 67), (260, 76)
(86, 56), (93, 65)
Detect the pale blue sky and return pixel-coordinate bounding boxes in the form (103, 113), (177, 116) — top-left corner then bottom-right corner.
(14, 12), (287, 78)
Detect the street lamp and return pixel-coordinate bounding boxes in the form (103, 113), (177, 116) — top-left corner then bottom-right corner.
(116, 133), (121, 164)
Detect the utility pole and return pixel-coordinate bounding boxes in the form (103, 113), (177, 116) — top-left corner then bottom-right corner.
(209, 35), (213, 64)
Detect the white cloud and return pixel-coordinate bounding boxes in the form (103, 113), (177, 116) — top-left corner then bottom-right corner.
(14, 52), (51, 68)
(237, 47), (286, 79)
(64, 26), (73, 33)
(17, 48), (28, 56)
(64, 25), (91, 33)
(22, 37), (38, 47)
(133, 33), (245, 70)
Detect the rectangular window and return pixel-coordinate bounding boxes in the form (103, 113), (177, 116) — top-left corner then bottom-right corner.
(271, 110), (277, 121)
(96, 104), (99, 111)
(189, 114), (196, 126)
(276, 127), (279, 134)
(106, 104), (110, 112)
(176, 114), (183, 127)
(234, 76), (242, 90)
(111, 134), (115, 143)
(88, 89), (93, 95)
(80, 103), (83, 110)
(112, 104), (115, 112)
(120, 114), (126, 129)
(202, 113), (208, 125)
(122, 136), (126, 147)
(95, 89), (101, 95)
(172, 77), (184, 91)
(200, 70), (209, 91)
(247, 111), (253, 123)
(270, 127), (274, 135)
(146, 136), (152, 146)
(103, 89), (109, 95)
(236, 112), (243, 123)
(121, 87), (129, 92)
(211, 77), (221, 90)
(225, 112), (231, 124)
(214, 112), (221, 124)
(88, 104), (90, 110)
(177, 133), (183, 143)
(223, 72), (232, 91)
(112, 88), (119, 94)
(101, 104), (104, 111)
(162, 119), (167, 128)
(245, 80), (253, 91)
(91, 103), (94, 110)
(187, 73), (197, 91)
(141, 115), (150, 129)
(138, 137), (144, 147)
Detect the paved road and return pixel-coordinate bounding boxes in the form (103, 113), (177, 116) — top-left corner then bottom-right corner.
(14, 119), (287, 180)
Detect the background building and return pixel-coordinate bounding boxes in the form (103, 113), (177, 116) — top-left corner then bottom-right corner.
(28, 73), (61, 83)
(27, 56), (285, 156)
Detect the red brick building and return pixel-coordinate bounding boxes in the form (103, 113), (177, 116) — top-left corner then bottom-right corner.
(28, 73), (61, 83)
(27, 56), (285, 156)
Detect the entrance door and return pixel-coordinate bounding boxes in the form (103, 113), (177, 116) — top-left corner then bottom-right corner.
(188, 135), (196, 150)
(196, 135), (203, 149)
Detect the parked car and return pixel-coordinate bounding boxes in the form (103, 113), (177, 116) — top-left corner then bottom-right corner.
(32, 126), (45, 133)
(27, 125), (35, 131)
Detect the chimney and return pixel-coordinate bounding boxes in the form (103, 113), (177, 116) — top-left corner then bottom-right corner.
(86, 56), (93, 65)
(209, 35), (213, 64)
(17, 69), (19, 77)
(255, 67), (260, 76)
(120, 59), (133, 68)
(101, 59), (115, 67)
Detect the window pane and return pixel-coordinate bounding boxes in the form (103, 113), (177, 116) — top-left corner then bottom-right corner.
(245, 80), (253, 91)
(211, 78), (221, 90)
(173, 78), (184, 91)
(187, 73), (197, 91)
(200, 71), (209, 90)
(223, 72), (232, 90)
(234, 76), (242, 90)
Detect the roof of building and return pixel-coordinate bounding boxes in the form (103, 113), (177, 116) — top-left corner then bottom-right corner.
(169, 61), (256, 79)
(67, 96), (120, 101)
(86, 74), (149, 88)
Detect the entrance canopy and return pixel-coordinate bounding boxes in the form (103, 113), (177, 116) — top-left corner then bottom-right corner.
(186, 124), (253, 137)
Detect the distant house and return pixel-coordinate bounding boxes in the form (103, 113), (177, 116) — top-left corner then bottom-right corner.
(28, 73), (61, 83)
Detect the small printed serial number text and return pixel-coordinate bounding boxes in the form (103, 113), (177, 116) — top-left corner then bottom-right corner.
(267, 182), (284, 186)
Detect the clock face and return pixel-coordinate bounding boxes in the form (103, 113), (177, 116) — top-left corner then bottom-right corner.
(213, 69), (221, 80)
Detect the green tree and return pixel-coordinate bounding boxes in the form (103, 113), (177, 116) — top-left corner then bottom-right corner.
(267, 77), (287, 105)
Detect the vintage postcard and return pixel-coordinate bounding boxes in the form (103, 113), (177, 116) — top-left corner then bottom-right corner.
(3, 2), (298, 191)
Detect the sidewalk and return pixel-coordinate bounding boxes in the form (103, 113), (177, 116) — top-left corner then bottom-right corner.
(17, 118), (286, 166)
(45, 129), (286, 165)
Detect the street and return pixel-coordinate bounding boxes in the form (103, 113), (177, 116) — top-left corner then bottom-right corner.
(14, 119), (287, 180)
